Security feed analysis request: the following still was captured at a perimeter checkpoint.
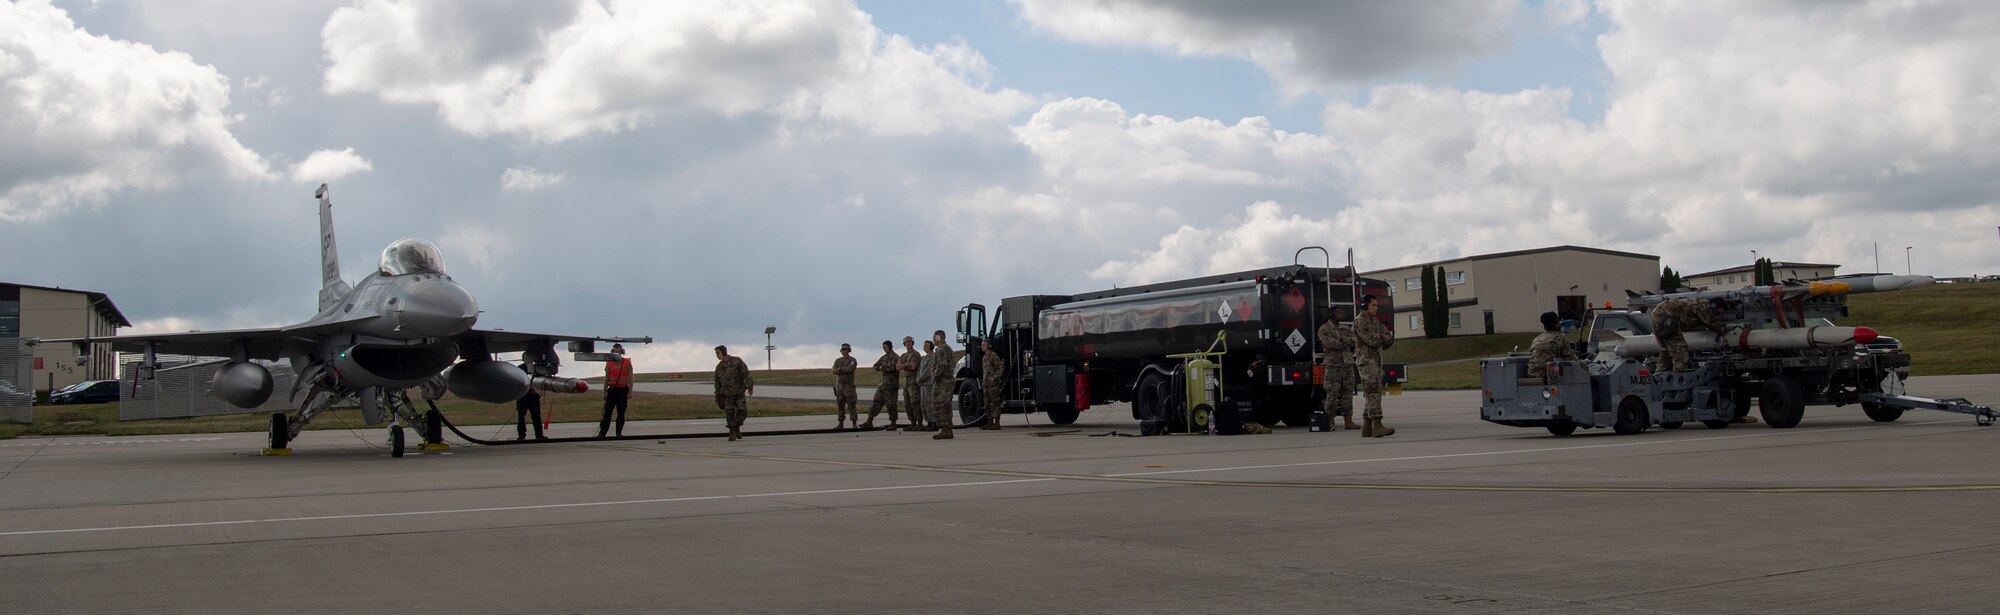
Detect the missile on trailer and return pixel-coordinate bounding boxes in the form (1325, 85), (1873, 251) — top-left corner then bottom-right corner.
(1625, 274), (1933, 311)
(1614, 326), (1879, 358)
(530, 375), (590, 394)
(1838, 274), (1933, 293)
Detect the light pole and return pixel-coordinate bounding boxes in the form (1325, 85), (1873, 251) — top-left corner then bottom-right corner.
(763, 326), (777, 371)
(1905, 246), (1913, 275)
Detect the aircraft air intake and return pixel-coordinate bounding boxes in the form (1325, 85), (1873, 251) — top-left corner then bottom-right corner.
(326, 341), (461, 389)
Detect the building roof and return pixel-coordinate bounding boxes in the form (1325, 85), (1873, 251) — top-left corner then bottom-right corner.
(0, 282), (133, 327)
(1684, 261), (1840, 279)
(1362, 245), (1659, 275)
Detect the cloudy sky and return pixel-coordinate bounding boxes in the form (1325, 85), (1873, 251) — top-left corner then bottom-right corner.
(4, 0), (1997, 373)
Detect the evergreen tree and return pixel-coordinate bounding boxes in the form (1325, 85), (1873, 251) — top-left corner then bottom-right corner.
(1435, 266), (1450, 334)
(1755, 258), (1776, 285)
(1660, 266), (1683, 291)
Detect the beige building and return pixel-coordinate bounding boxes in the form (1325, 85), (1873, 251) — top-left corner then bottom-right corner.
(1683, 261), (1840, 288)
(1364, 246), (1660, 339)
(2, 283), (130, 393)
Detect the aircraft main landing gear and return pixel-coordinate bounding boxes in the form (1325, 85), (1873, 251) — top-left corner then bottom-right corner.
(262, 413), (292, 456)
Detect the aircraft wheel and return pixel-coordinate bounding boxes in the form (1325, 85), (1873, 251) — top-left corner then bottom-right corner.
(389, 425), (406, 458)
(268, 413), (289, 450)
(1546, 423), (1577, 437)
(1759, 376), (1806, 429)
(1861, 402), (1904, 423)
(1612, 396), (1650, 435)
(1701, 419), (1732, 429)
(1659, 421), (1684, 430)
(424, 408), (445, 443)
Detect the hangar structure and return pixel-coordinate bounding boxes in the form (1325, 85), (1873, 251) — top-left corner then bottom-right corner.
(1, 282), (130, 394)
(1363, 246), (1660, 340)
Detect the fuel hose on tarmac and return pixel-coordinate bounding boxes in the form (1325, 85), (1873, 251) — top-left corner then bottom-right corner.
(436, 413), (971, 445)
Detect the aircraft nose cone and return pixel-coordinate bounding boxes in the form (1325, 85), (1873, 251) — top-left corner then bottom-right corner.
(401, 279), (479, 337)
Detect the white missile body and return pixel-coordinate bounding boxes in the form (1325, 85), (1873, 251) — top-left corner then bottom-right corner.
(1615, 326), (1879, 358)
(529, 375), (590, 394)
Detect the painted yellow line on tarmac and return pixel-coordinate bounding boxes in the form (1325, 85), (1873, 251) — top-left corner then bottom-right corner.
(630, 447), (2000, 494)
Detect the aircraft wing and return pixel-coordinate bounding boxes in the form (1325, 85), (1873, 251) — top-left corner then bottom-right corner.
(453, 328), (652, 355)
(41, 326), (331, 361)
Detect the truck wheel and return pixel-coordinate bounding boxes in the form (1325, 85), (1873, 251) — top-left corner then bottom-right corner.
(1042, 404), (1079, 425)
(1612, 396), (1650, 435)
(1659, 421), (1683, 430)
(1701, 419), (1731, 429)
(1759, 376), (1806, 428)
(1546, 423), (1577, 436)
(1861, 402), (1903, 423)
(955, 381), (986, 426)
(1134, 373), (1170, 424)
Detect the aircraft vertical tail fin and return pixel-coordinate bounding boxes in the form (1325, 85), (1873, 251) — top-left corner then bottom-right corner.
(316, 184), (351, 312)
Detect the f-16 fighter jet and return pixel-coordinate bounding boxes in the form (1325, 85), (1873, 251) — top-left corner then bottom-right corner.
(49, 185), (649, 456)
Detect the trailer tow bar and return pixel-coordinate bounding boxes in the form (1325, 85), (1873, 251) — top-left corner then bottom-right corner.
(1857, 392), (1997, 426)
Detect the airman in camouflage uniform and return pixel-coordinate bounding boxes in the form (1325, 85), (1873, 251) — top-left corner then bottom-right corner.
(980, 338), (1005, 430)
(864, 340), (900, 429)
(899, 337), (924, 430)
(713, 345), (754, 441)
(1528, 311), (1577, 378)
(1354, 296), (1396, 437)
(832, 343), (858, 428)
(1650, 297), (1726, 372)
(925, 330), (956, 440)
(1316, 306), (1361, 431)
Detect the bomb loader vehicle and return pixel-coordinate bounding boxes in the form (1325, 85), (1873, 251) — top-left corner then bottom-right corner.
(1481, 274), (1994, 436)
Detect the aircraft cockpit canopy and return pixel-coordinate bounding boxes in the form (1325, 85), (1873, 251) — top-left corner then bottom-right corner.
(380, 239), (447, 276)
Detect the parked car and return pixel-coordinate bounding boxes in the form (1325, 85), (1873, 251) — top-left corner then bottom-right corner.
(49, 379), (119, 405)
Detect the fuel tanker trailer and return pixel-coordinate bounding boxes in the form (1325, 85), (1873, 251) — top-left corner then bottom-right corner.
(951, 250), (1405, 431)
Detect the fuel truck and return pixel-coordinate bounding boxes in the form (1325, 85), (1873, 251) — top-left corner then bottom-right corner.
(950, 250), (1405, 431)
(1480, 274), (1994, 436)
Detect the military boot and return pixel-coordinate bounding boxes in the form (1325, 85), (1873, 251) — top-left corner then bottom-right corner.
(859, 418), (875, 430)
(932, 426), (953, 440)
(1341, 417), (1362, 431)
(728, 427), (741, 441)
(1361, 419), (1375, 437)
(1370, 419), (1396, 438)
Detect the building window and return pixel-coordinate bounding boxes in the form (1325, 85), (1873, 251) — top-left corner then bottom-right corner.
(1408, 315), (1421, 329)
(1449, 312), (1462, 329)
(1405, 277), (1422, 290)
(0, 301), (17, 338)
(1445, 271), (1466, 285)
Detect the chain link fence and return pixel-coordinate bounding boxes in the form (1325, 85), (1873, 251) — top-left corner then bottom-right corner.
(0, 339), (30, 424)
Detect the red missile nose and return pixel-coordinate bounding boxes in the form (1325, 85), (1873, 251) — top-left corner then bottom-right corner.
(1853, 327), (1878, 344)
(573, 381), (591, 393)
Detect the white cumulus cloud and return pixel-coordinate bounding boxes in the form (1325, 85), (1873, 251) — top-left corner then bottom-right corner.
(321, 0), (1032, 142)
(0, 0), (272, 221)
(499, 167), (565, 191)
(1095, 0), (2000, 281)
(288, 148), (374, 184)
(1010, 0), (1518, 92)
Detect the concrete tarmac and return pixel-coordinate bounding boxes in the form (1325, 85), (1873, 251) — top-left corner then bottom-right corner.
(4, 375), (2000, 614)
